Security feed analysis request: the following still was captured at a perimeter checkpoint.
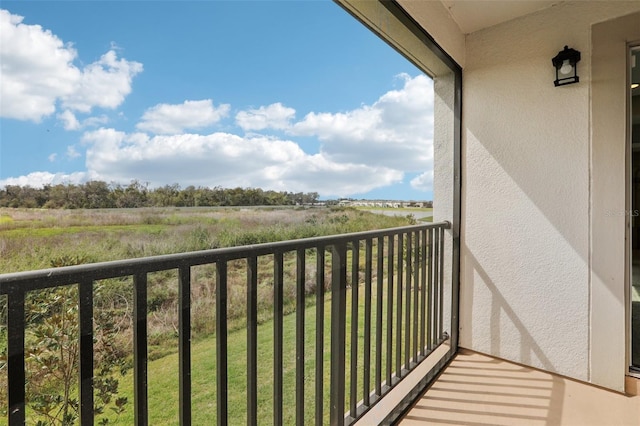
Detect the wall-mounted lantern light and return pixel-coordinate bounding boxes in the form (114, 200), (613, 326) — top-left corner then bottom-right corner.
(552, 46), (581, 87)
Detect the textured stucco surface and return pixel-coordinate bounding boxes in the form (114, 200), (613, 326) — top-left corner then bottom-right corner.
(591, 10), (640, 390)
(460, 1), (640, 391)
(397, 0), (466, 68)
(434, 71), (456, 336)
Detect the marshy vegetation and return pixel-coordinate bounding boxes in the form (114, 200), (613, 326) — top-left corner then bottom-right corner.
(0, 206), (428, 424)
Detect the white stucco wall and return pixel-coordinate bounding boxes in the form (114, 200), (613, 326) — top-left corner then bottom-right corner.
(460, 1), (640, 391)
(433, 71), (456, 339)
(591, 10), (640, 390)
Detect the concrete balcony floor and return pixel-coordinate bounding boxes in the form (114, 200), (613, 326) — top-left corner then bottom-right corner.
(400, 349), (640, 426)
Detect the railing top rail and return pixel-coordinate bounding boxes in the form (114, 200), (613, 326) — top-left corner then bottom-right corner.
(0, 221), (449, 293)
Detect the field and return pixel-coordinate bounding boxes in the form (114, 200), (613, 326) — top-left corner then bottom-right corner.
(0, 206), (419, 424)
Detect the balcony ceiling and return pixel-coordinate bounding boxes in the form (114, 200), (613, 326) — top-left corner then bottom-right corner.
(435, 0), (560, 34)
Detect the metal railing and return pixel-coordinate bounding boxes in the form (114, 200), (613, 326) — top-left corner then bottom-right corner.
(0, 221), (450, 425)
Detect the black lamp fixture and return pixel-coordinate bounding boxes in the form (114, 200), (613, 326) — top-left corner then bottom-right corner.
(552, 45), (581, 86)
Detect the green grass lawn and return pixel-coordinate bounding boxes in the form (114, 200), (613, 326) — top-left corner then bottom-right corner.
(1, 271), (422, 426)
(101, 278), (414, 425)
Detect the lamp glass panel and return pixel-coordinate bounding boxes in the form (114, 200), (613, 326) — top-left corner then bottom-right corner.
(559, 59), (573, 75)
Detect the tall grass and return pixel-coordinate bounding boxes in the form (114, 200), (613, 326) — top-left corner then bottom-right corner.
(0, 207), (409, 274)
(0, 206), (417, 424)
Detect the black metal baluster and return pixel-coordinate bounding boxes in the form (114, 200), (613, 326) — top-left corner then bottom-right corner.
(420, 230), (427, 356)
(79, 280), (94, 426)
(247, 256), (258, 426)
(405, 233), (412, 371)
(274, 252), (284, 425)
(395, 233), (403, 378)
(427, 228), (434, 351)
(375, 236), (384, 397)
(216, 263), (228, 426)
(7, 288), (25, 426)
(349, 242), (359, 420)
(386, 235), (394, 387)
(363, 239), (372, 406)
(439, 227), (445, 340)
(413, 231), (419, 364)
(315, 247), (325, 426)
(329, 243), (347, 426)
(178, 267), (191, 426)
(433, 229), (440, 346)
(296, 249), (306, 425)
(133, 273), (148, 426)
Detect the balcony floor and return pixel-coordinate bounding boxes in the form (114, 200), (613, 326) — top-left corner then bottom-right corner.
(400, 349), (640, 426)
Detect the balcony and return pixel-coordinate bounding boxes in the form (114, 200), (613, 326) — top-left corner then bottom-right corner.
(399, 349), (640, 426)
(4, 0), (640, 423)
(1, 222), (455, 425)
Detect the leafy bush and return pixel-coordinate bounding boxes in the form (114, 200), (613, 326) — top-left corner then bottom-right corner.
(6, 254), (129, 425)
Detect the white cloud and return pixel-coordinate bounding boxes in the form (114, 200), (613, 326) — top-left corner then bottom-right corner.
(235, 103), (295, 131)
(0, 171), (93, 188)
(48, 153), (57, 162)
(0, 10), (78, 121)
(410, 171), (433, 192)
(58, 110), (80, 130)
(1, 64), (434, 197)
(61, 50), (143, 113)
(66, 145), (81, 159)
(0, 9), (142, 122)
(57, 111), (109, 131)
(137, 100), (230, 134)
(80, 128), (401, 197)
(82, 115), (109, 128)
(291, 74), (434, 172)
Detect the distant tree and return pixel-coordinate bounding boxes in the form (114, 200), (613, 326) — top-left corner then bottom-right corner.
(0, 182), (324, 209)
(44, 184), (71, 209)
(177, 185), (197, 207)
(83, 181), (113, 209)
(37, 185), (51, 207)
(151, 183), (180, 207)
(0, 185), (37, 208)
(113, 180), (148, 208)
(194, 186), (218, 206)
(302, 192), (319, 204)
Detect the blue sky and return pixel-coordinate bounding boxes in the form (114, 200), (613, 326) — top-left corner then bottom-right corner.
(0, 1), (434, 200)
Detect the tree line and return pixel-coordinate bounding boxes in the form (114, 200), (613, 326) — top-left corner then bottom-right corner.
(0, 180), (321, 209)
